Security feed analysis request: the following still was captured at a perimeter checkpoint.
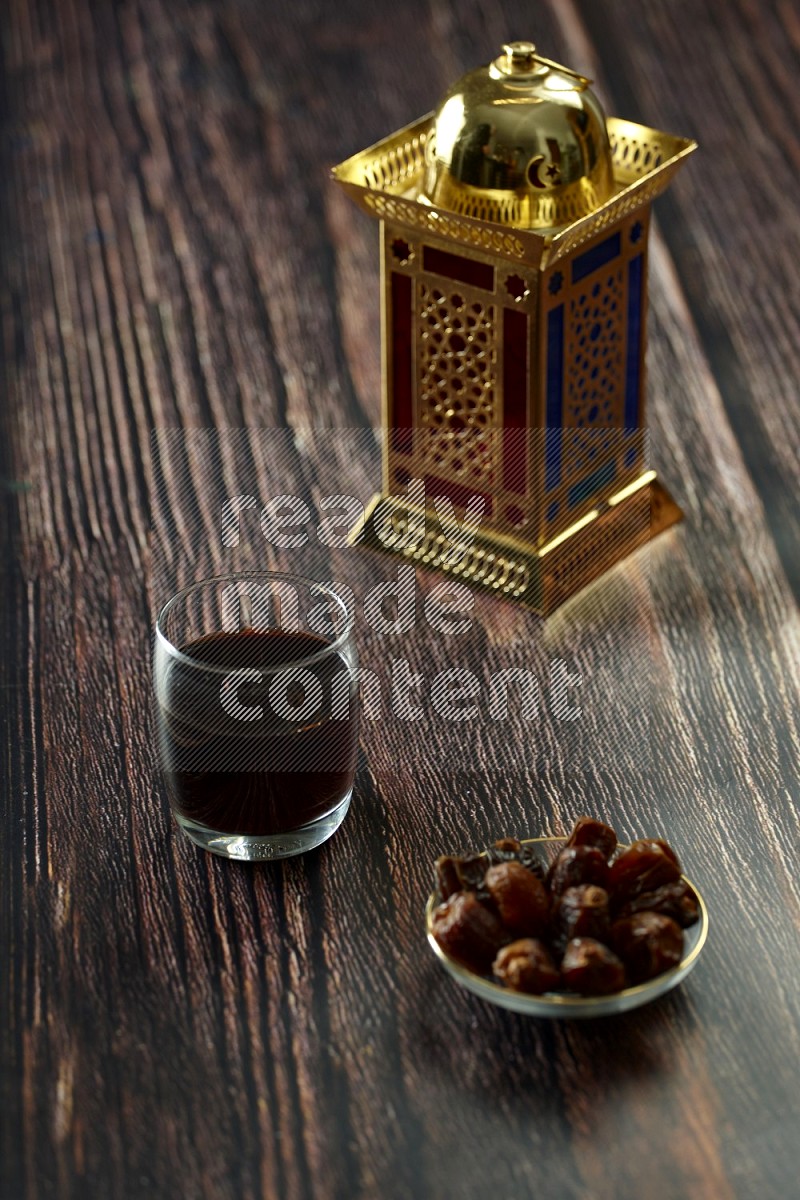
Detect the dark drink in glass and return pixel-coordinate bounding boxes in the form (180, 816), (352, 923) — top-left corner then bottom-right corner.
(154, 575), (358, 860)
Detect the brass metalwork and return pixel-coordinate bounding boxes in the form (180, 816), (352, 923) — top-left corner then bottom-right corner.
(332, 114), (695, 270)
(420, 40), (613, 231)
(492, 41), (591, 88)
(348, 479), (683, 617)
(333, 40), (696, 615)
(417, 282), (497, 483)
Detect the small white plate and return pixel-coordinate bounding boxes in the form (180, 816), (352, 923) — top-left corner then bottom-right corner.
(426, 836), (709, 1018)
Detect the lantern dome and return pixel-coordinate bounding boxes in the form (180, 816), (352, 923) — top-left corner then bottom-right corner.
(421, 41), (615, 231)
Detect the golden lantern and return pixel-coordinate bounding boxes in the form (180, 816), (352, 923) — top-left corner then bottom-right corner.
(333, 41), (696, 614)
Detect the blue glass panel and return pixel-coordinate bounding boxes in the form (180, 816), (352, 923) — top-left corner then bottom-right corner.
(545, 305), (564, 491)
(571, 232), (621, 284)
(568, 460), (617, 508)
(625, 255), (643, 429)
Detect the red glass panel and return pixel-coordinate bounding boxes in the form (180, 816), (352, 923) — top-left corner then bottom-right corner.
(502, 308), (528, 494)
(425, 474), (493, 517)
(422, 246), (494, 291)
(390, 272), (413, 454)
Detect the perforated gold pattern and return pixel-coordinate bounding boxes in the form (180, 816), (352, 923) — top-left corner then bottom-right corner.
(349, 494), (537, 605)
(546, 173), (672, 265)
(345, 116), (677, 197)
(362, 129), (429, 195)
(608, 127), (665, 182)
(418, 283), (496, 483)
(333, 115), (695, 270)
(348, 480), (684, 616)
(429, 172), (608, 231)
(363, 191), (528, 259)
(540, 481), (683, 611)
(385, 502), (531, 600)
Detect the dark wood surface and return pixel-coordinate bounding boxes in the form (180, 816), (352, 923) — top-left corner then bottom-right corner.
(2, 1), (799, 1197)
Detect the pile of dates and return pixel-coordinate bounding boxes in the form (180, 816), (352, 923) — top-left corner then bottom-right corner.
(431, 817), (700, 996)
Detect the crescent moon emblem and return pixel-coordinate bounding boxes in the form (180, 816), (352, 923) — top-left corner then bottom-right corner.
(527, 155), (561, 189)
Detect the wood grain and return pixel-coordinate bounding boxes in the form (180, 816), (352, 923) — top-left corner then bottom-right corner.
(1, 1), (799, 1198)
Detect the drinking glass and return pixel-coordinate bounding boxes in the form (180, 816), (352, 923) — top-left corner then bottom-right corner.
(154, 572), (358, 860)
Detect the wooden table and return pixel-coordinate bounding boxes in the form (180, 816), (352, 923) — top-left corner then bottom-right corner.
(2, 1), (799, 1197)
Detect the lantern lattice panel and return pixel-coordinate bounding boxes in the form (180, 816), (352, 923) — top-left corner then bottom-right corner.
(539, 217), (650, 541)
(417, 282), (496, 485)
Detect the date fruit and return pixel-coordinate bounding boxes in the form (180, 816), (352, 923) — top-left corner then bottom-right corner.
(435, 856), (463, 901)
(430, 892), (508, 973)
(547, 845), (609, 897)
(455, 853), (490, 893)
(617, 880), (699, 928)
(431, 817), (698, 999)
(611, 913), (683, 983)
(493, 939), (560, 994)
(608, 840), (681, 904)
(516, 844), (546, 880)
(566, 816), (617, 860)
(485, 837), (546, 880)
(486, 837), (522, 863)
(485, 861), (549, 936)
(560, 938), (626, 995)
(553, 884), (610, 950)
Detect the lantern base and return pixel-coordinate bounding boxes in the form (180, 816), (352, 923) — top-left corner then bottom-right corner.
(348, 477), (682, 616)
